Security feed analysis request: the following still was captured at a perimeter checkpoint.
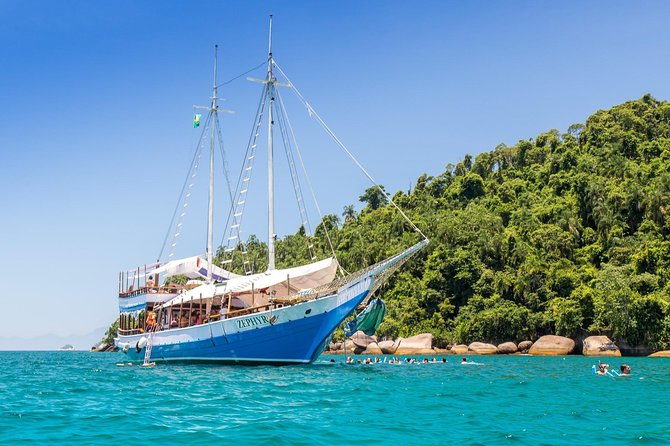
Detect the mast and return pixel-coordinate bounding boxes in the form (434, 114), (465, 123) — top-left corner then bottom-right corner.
(267, 14), (276, 271)
(207, 45), (218, 282)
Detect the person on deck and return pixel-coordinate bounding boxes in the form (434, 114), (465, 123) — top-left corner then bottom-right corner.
(179, 314), (189, 328)
(145, 312), (156, 331)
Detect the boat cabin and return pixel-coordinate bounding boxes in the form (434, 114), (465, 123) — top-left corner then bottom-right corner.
(117, 256), (338, 336)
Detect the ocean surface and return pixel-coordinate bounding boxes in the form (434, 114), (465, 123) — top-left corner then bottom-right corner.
(1, 351), (669, 445)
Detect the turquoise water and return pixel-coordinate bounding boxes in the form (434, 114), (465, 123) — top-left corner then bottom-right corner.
(1, 352), (668, 445)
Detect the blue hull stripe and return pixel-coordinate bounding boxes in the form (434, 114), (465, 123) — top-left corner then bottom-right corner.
(121, 289), (369, 364)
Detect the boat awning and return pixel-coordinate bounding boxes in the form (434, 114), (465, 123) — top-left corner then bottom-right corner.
(148, 256), (240, 282)
(158, 257), (338, 308)
(216, 257), (337, 295)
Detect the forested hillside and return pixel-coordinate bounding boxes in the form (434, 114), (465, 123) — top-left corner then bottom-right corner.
(216, 95), (670, 349)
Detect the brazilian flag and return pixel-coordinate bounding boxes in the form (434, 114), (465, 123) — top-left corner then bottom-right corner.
(193, 114), (202, 128)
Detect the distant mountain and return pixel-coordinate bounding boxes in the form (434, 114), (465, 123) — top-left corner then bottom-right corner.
(0, 327), (107, 351)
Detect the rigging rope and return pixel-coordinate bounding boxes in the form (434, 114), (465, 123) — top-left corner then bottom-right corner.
(157, 112), (211, 262)
(274, 89), (317, 261)
(275, 87), (342, 273)
(220, 84), (269, 274)
(273, 61), (428, 242)
(216, 61), (266, 88)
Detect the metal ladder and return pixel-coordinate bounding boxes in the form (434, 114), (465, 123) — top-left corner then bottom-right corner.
(143, 332), (154, 366)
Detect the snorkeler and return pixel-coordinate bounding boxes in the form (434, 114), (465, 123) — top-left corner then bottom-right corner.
(596, 362), (609, 375)
(619, 364), (631, 376)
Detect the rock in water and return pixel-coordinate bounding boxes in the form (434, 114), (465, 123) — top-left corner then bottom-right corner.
(350, 331), (377, 349)
(363, 342), (383, 355)
(649, 350), (670, 357)
(528, 335), (575, 355)
(582, 336), (621, 356)
(450, 344), (468, 355)
(517, 340), (533, 353)
(394, 333), (433, 355)
(468, 342), (497, 355)
(377, 340), (397, 354)
(497, 342), (518, 354)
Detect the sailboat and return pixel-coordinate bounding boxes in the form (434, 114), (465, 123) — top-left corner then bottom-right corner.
(114, 16), (428, 365)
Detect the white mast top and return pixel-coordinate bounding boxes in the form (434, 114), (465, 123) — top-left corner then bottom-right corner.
(266, 14), (277, 271)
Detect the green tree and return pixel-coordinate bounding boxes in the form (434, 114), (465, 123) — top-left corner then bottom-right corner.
(359, 185), (388, 210)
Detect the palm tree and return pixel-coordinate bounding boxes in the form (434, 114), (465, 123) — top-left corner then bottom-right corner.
(342, 204), (357, 224)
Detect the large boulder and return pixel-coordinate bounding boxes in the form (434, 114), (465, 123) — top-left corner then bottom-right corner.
(518, 340), (533, 353)
(649, 350), (670, 357)
(450, 344), (468, 355)
(497, 342), (518, 354)
(468, 342), (497, 355)
(90, 342), (110, 353)
(529, 335), (575, 355)
(350, 331), (377, 349)
(363, 342), (383, 355)
(377, 340), (397, 354)
(394, 333), (433, 355)
(329, 341), (343, 352)
(582, 336), (621, 356)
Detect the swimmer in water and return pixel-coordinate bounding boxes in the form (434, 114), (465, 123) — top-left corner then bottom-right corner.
(596, 362), (609, 375)
(619, 364), (631, 376)
(461, 357), (467, 364)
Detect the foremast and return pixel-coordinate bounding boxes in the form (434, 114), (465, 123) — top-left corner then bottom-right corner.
(194, 45), (232, 282)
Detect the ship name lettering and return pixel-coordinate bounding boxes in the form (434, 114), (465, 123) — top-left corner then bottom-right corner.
(236, 315), (269, 329)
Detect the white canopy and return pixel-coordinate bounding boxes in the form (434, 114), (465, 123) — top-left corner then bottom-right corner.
(216, 257), (337, 295)
(149, 256), (240, 282)
(159, 257), (338, 308)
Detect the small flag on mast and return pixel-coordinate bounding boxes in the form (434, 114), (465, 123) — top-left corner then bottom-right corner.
(193, 114), (202, 128)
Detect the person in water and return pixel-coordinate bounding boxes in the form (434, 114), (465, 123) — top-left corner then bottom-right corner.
(461, 357), (467, 364)
(620, 364), (631, 376)
(596, 362), (609, 375)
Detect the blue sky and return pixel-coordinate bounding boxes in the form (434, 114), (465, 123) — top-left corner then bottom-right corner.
(1, 1), (669, 345)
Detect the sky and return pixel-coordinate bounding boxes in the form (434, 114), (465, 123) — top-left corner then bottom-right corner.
(1, 1), (670, 345)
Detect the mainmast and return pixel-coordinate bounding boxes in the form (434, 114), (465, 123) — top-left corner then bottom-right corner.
(266, 14), (276, 271)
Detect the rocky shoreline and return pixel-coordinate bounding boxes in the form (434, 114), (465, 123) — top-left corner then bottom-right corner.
(90, 342), (118, 353)
(324, 332), (670, 357)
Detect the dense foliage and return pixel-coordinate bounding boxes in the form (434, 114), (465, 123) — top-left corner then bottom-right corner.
(215, 95), (670, 348)
(102, 318), (119, 345)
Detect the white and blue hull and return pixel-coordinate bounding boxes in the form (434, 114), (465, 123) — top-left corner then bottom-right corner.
(116, 276), (371, 364)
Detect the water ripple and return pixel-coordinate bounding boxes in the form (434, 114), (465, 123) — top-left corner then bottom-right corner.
(0, 352), (669, 444)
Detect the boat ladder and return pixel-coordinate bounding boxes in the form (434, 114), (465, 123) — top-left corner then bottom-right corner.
(143, 332), (154, 366)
